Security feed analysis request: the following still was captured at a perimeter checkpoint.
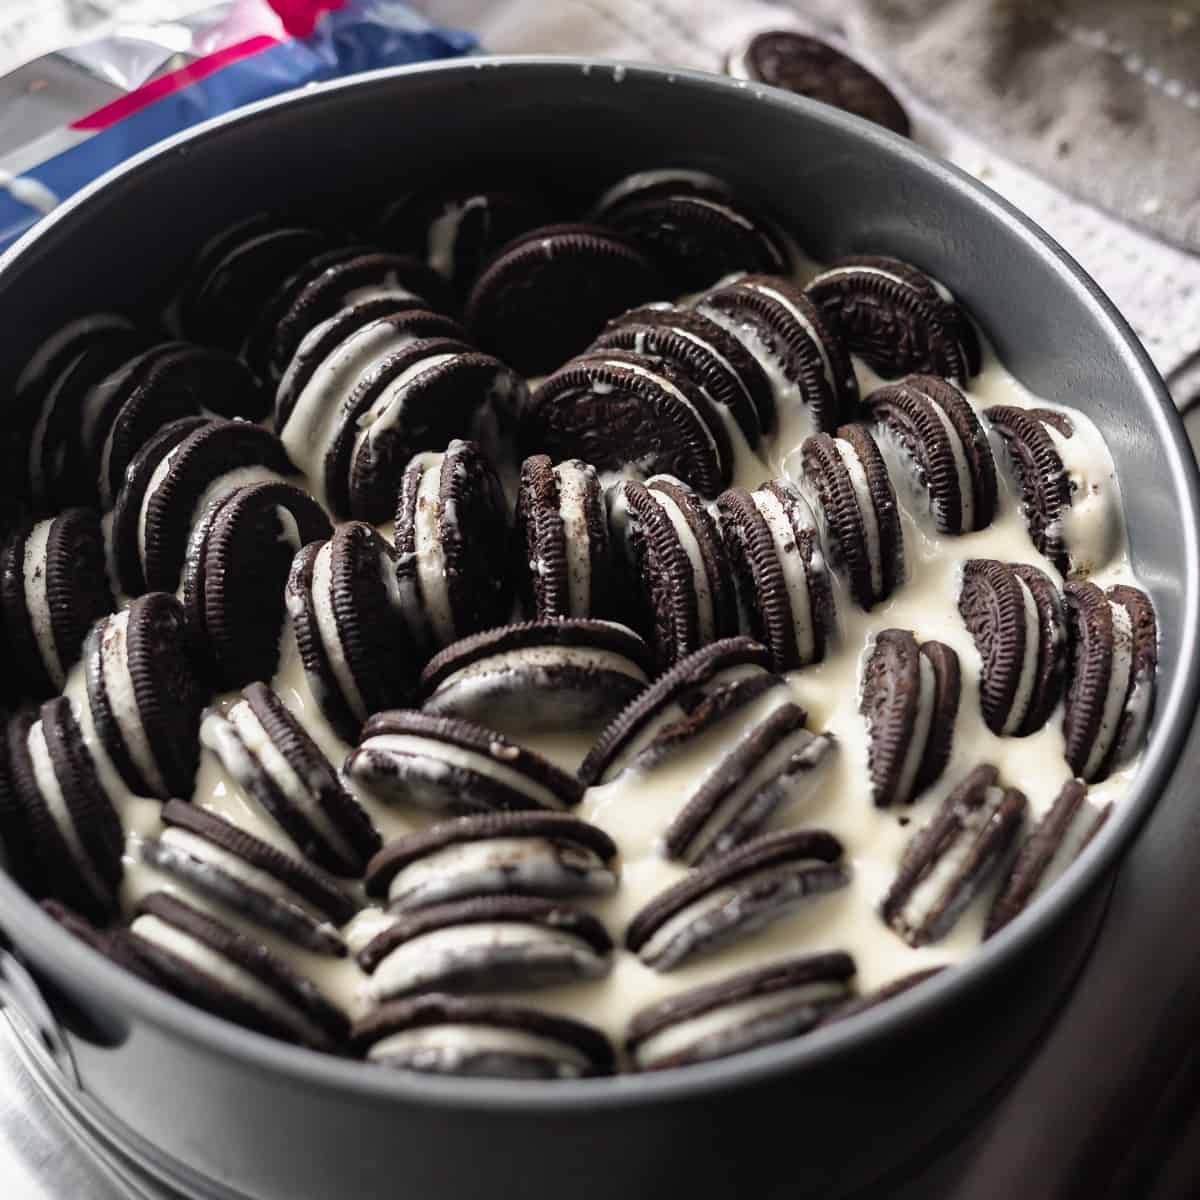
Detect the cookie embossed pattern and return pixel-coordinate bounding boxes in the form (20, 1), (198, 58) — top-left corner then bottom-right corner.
(0, 161), (1156, 1080)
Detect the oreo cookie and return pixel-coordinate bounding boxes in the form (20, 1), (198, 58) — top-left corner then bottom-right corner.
(815, 966), (944, 1027)
(465, 223), (664, 375)
(364, 811), (618, 910)
(627, 953), (856, 1071)
(135, 800), (355, 955)
(805, 256), (980, 382)
(284, 523), (418, 742)
(8, 697), (123, 919)
(420, 620), (654, 733)
(351, 994), (614, 1079)
(958, 560), (1066, 737)
(716, 479), (835, 670)
(113, 417), (296, 595)
(1, 711), (43, 896)
(357, 895), (613, 999)
(1062, 582), (1156, 782)
(867, 374), (997, 534)
(580, 636), (773, 785)
(514, 455), (615, 620)
(1, 509), (115, 697)
(881, 764), (1027, 946)
(593, 170), (789, 291)
(625, 828), (848, 970)
(126, 892), (348, 1051)
(393, 439), (511, 651)
(346, 710), (584, 817)
(661, 701), (837, 865)
(861, 630), (960, 807)
(726, 31), (910, 136)
(82, 593), (207, 800)
(985, 780), (1110, 936)
(181, 482), (332, 688)
(253, 248), (453, 381)
(801, 424), (904, 609)
(93, 343), (266, 507)
(595, 303), (773, 443)
(199, 682), (381, 877)
(331, 337), (519, 524)
(376, 187), (552, 295)
(696, 274), (857, 436)
(608, 475), (738, 669)
(42, 897), (163, 984)
(525, 351), (730, 498)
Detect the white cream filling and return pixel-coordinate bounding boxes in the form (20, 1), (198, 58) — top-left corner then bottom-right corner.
(751, 487), (817, 663)
(352, 733), (567, 811)
(427, 197), (487, 277)
(21, 519), (64, 687)
(747, 279), (838, 397)
(833, 437), (884, 598)
(310, 541), (368, 721)
(136, 447), (177, 569)
(367, 1023), (591, 1075)
(1042, 411), (1121, 575)
(669, 325), (755, 416)
(130, 914), (326, 1044)
(925, 395), (976, 531)
(1084, 601), (1134, 779)
(412, 454), (455, 647)
(648, 482), (715, 642)
(340, 282), (421, 308)
(1002, 575), (1042, 736)
(387, 837), (614, 909)
(554, 462), (593, 617)
(1028, 802), (1102, 905)
(369, 922), (605, 999)
(227, 699), (358, 865)
(27, 718), (109, 900)
(98, 610), (167, 796)
(632, 980), (847, 1068)
(892, 651), (937, 804)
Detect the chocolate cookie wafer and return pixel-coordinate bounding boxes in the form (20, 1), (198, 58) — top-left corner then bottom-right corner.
(861, 630), (960, 807)
(626, 828), (848, 970)
(627, 952), (856, 1071)
(815, 967), (944, 1027)
(346, 710), (584, 817)
(881, 764), (1027, 946)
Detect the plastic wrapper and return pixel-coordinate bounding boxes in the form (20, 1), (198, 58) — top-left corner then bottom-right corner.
(0, 1), (476, 252)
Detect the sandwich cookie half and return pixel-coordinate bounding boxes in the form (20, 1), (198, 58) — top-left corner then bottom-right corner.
(626, 952), (856, 1071)
(126, 892), (348, 1051)
(133, 800), (355, 955)
(1061, 582), (1156, 782)
(625, 828), (848, 971)
(464, 223), (664, 375)
(985, 779), (1109, 936)
(861, 630), (960, 807)
(284, 522), (419, 742)
(364, 811), (618, 911)
(199, 682), (381, 877)
(815, 966), (944, 1028)
(594, 303), (773, 442)
(579, 636), (774, 785)
(346, 710), (584, 818)
(8, 697), (124, 919)
(393, 439), (511, 652)
(608, 475), (738, 669)
(716, 479), (836, 670)
(1, 712), (44, 896)
(524, 350), (732, 498)
(1, 509), (115, 698)
(801, 424), (904, 609)
(357, 895), (613, 1000)
(420, 620), (654, 734)
(351, 994), (615, 1079)
(867, 374), (997, 534)
(696, 273), (857, 437)
(181, 481), (332, 688)
(514, 455), (615, 620)
(804, 255), (981, 383)
(660, 701), (837, 865)
(881, 764), (1027, 946)
(82, 592), (208, 800)
(958, 560), (1066, 737)
(593, 171), (790, 291)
